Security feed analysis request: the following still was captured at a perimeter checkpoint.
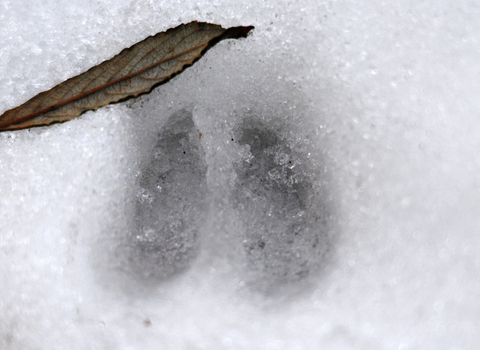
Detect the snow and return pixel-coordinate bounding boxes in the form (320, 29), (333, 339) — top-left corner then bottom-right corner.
(1, 0), (480, 349)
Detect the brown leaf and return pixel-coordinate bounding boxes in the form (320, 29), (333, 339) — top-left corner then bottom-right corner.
(0, 22), (253, 131)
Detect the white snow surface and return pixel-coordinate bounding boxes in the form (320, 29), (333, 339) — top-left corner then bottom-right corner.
(1, 0), (480, 349)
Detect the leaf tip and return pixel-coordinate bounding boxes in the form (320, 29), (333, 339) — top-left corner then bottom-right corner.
(223, 25), (255, 40)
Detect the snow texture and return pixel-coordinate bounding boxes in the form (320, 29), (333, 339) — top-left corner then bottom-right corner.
(1, 0), (480, 349)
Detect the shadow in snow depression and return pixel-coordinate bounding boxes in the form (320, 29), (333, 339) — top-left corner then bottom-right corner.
(232, 117), (332, 288)
(127, 109), (208, 284)
(226, 107), (337, 296)
(99, 57), (338, 298)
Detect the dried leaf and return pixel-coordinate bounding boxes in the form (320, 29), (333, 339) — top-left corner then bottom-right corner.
(0, 22), (253, 131)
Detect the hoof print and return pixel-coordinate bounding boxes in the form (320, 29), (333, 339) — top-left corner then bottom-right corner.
(234, 118), (328, 288)
(130, 109), (207, 282)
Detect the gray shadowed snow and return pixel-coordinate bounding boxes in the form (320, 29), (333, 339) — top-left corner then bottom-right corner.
(127, 109), (207, 283)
